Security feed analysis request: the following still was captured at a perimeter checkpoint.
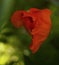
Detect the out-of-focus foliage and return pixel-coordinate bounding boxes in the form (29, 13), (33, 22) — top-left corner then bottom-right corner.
(0, 0), (59, 65)
(0, 42), (24, 65)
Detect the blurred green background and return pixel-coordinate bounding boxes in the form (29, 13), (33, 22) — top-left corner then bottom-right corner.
(0, 0), (59, 65)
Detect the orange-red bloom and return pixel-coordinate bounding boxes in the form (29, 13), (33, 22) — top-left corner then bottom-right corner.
(11, 8), (52, 53)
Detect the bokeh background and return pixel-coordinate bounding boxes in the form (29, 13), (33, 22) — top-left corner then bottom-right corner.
(0, 0), (59, 65)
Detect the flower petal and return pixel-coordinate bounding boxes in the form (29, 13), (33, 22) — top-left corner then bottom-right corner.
(11, 8), (52, 54)
(29, 9), (52, 53)
(11, 11), (25, 28)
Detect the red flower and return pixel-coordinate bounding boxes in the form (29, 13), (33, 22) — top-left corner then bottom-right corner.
(11, 10), (25, 28)
(11, 8), (52, 54)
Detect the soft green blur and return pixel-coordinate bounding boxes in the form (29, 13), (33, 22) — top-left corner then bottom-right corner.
(0, 24), (31, 65)
(0, 35), (24, 65)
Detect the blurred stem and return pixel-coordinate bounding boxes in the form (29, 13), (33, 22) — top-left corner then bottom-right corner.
(0, 0), (15, 26)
